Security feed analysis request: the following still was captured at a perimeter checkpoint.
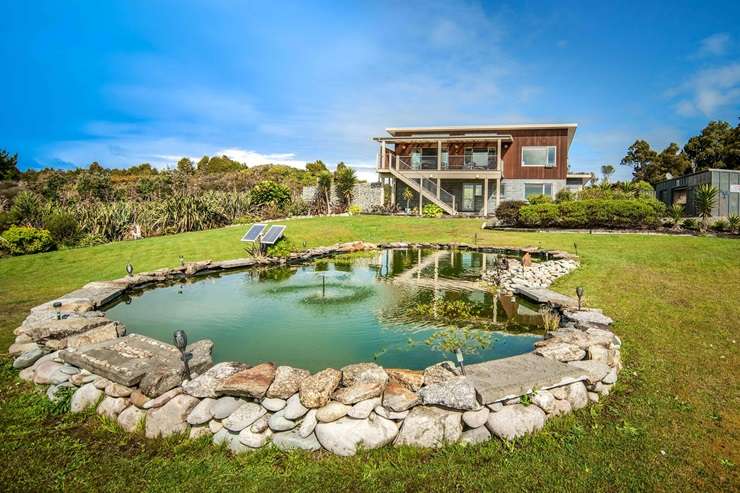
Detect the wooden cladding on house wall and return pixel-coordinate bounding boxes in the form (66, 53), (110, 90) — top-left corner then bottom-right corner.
(501, 129), (568, 179)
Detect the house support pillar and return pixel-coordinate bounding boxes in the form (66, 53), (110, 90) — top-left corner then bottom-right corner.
(418, 178), (423, 215)
(483, 178), (489, 216)
(437, 140), (442, 171)
(496, 177), (501, 208)
(436, 178), (441, 198)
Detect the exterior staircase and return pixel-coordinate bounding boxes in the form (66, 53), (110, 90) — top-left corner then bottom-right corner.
(388, 166), (457, 215)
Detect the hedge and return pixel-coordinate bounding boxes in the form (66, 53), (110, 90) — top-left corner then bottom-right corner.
(517, 199), (666, 229)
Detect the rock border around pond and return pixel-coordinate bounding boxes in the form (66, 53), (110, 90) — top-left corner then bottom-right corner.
(9, 241), (621, 456)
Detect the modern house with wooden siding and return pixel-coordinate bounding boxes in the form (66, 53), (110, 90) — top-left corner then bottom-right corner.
(373, 123), (588, 216)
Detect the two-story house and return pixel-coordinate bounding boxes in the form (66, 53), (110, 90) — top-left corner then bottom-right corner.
(374, 123), (589, 216)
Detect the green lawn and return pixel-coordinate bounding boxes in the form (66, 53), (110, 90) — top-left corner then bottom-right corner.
(0, 216), (738, 492)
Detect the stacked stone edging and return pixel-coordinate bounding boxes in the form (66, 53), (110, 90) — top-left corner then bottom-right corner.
(9, 241), (621, 456)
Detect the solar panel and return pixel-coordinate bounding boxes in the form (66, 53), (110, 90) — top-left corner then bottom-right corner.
(260, 225), (286, 245)
(240, 223), (267, 243)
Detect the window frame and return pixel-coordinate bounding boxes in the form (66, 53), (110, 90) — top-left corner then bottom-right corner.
(524, 183), (553, 200)
(521, 145), (557, 168)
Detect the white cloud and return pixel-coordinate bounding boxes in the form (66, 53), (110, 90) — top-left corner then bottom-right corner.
(211, 148), (306, 169)
(693, 33), (731, 58)
(670, 62), (740, 117)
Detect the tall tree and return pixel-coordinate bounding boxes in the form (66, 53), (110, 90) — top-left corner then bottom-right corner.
(621, 140), (658, 183)
(600, 164), (615, 183)
(0, 149), (20, 180)
(176, 157), (195, 174)
(683, 120), (739, 171)
(305, 160), (328, 175)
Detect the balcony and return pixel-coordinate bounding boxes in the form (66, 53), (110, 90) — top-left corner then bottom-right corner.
(378, 154), (499, 172)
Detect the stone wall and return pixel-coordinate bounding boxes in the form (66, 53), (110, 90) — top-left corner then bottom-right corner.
(301, 182), (384, 211)
(10, 241), (621, 456)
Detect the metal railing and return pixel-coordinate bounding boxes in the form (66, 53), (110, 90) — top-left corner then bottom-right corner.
(421, 177), (456, 211)
(395, 155), (498, 171)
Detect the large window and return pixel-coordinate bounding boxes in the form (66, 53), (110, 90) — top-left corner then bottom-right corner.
(464, 147), (497, 169)
(524, 183), (553, 199)
(522, 146), (556, 167)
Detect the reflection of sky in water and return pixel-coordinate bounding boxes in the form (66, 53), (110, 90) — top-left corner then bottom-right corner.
(107, 249), (543, 372)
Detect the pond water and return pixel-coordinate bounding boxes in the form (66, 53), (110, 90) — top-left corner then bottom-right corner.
(106, 249), (545, 372)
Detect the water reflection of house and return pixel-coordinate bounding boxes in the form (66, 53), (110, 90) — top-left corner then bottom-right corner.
(498, 294), (542, 326)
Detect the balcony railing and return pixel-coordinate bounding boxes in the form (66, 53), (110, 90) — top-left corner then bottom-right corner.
(391, 155), (498, 171)
(421, 177), (456, 211)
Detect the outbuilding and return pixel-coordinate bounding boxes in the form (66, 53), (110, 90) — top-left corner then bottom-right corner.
(654, 169), (740, 217)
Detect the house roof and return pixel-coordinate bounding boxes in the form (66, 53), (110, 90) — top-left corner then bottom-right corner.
(375, 123), (578, 147)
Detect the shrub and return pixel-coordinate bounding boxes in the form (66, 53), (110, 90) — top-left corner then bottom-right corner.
(681, 218), (699, 230)
(265, 236), (296, 257)
(728, 214), (740, 233)
(517, 199), (664, 229)
(348, 204), (362, 216)
(710, 219), (729, 232)
(76, 233), (107, 248)
(527, 194), (553, 205)
(668, 203), (684, 224)
(518, 203), (559, 227)
(422, 203), (444, 218)
(249, 180), (291, 209)
(494, 200), (527, 225)
(9, 191), (43, 227)
(44, 211), (79, 245)
(0, 225), (56, 255)
(555, 189), (573, 202)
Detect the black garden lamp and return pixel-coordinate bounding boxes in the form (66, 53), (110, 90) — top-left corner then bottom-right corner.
(53, 301), (62, 320)
(173, 330), (193, 380)
(576, 286), (584, 311)
(126, 262), (134, 277)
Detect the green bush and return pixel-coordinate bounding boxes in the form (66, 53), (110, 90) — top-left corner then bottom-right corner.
(681, 218), (699, 230)
(518, 203), (559, 227)
(728, 214), (740, 233)
(0, 225), (56, 255)
(527, 194), (553, 205)
(494, 200), (527, 225)
(249, 180), (291, 209)
(76, 233), (107, 248)
(422, 203), (444, 218)
(710, 219), (729, 232)
(44, 211), (79, 245)
(555, 189), (573, 202)
(265, 236), (296, 257)
(517, 199), (665, 229)
(348, 204), (362, 216)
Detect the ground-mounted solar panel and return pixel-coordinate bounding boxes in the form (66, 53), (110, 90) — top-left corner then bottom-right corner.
(260, 225), (286, 245)
(240, 223), (267, 242)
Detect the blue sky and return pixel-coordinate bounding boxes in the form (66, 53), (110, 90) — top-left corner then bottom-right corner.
(2, 1), (739, 181)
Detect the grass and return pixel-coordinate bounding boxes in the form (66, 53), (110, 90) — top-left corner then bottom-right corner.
(0, 215), (738, 492)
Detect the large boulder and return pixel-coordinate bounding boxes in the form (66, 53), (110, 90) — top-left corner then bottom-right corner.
(418, 376), (479, 411)
(66, 322), (126, 349)
(222, 402), (266, 432)
(382, 382), (419, 412)
(182, 362), (250, 398)
(239, 427), (272, 448)
(266, 366), (311, 399)
(485, 404), (546, 440)
(462, 407), (490, 428)
(394, 406), (462, 448)
(534, 342), (586, 362)
(564, 382), (588, 409)
(562, 309), (613, 329)
(271, 429), (322, 451)
(211, 396), (244, 419)
(70, 383), (103, 413)
(568, 360), (611, 385)
(385, 368), (424, 391)
(531, 390), (556, 414)
(333, 382), (383, 405)
(117, 405), (146, 432)
(460, 426), (492, 445)
(422, 361), (460, 386)
(13, 347), (45, 369)
(187, 397), (217, 425)
(145, 394), (200, 438)
(216, 363), (276, 399)
(340, 362), (388, 387)
(348, 397), (381, 419)
(97, 396), (129, 419)
(299, 368), (342, 408)
(283, 393), (309, 419)
(316, 402), (350, 423)
(315, 414), (398, 456)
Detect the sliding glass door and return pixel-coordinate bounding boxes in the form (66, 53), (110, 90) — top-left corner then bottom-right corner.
(462, 183), (483, 212)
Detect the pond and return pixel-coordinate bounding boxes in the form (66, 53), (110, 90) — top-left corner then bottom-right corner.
(106, 249), (546, 372)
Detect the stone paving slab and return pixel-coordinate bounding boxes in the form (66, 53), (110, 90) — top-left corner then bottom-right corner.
(466, 353), (586, 404)
(60, 334), (186, 387)
(514, 287), (579, 308)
